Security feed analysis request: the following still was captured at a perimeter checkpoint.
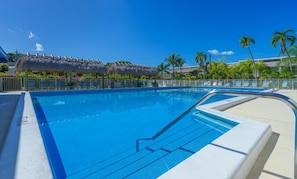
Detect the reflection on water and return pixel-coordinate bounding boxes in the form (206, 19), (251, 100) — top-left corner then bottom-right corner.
(36, 88), (209, 123)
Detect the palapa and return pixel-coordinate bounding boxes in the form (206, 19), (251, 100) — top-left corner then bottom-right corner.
(107, 62), (157, 76)
(15, 53), (107, 74)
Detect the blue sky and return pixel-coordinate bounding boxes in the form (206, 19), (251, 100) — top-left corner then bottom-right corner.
(2, 0), (297, 67)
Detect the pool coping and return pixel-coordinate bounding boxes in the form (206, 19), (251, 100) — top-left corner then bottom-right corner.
(0, 92), (53, 179)
(1, 89), (272, 179)
(159, 103), (272, 179)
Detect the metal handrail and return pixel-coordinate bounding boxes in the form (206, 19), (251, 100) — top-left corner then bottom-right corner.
(136, 89), (297, 178)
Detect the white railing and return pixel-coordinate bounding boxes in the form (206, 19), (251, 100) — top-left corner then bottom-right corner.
(0, 77), (23, 91)
(1, 77), (297, 91)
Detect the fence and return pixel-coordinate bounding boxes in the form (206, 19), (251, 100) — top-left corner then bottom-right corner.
(0, 77), (23, 91)
(1, 77), (297, 92)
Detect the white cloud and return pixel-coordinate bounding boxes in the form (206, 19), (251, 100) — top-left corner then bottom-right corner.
(207, 49), (234, 55)
(207, 49), (220, 55)
(221, 51), (234, 55)
(29, 31), (36, 39)
(35, 43), (44, 51)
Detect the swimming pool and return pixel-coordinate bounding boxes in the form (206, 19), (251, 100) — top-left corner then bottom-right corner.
(30, 87), (264, 178)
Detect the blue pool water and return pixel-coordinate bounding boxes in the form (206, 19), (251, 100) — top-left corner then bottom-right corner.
(30, 87), (261, 178)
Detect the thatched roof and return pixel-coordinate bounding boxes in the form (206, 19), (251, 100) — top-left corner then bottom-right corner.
(107, 62), (158, 76)
(15, 53), (158, 76)
(15, 53), (107, 74)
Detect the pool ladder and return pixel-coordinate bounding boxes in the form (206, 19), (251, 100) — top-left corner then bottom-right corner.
(136, 89), (297, 179)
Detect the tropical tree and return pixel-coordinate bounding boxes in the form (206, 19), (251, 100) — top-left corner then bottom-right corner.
(176, 57), (186, 73)
(237, 59), (254, 79)
(240, 36), (257, 80)
(157, 62), (170, 79)
(279, 66), (294, 78)
(271, 29), (296, 73)
(7, 50), (22, 63)
(216, 61), (228, 79)
(165, 52), (179, 79)
(256, 60), (274, 79)
(207, 60), (228, 80)
(288, 45), (297, 65)
(227, 65), (238, 79)
(195, 51), (207, 79)
(288, 45), (297, 56)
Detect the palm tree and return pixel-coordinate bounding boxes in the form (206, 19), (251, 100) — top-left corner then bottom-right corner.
(240, 36), (257, 80)
(227, 65), (237, 79)
(8, 52), (21, 62)
(271, 29), (296, 73)
(157, 62), (170, 79)
(216, 61), (228, 79)
(165, 52), (179, 79)
(288, 45), (297, 56)
(256, 60), (276, 79)
(176, 57), (186, 73)
(238, 60), (254, 79)
(195, 52), (207, 79)
(288, 45), (297, 65)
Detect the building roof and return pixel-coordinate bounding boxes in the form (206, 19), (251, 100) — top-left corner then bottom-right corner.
(170, 56), (296, 74)
(15, 53), (158, 76)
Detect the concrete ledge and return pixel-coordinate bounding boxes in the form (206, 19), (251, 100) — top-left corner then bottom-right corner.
(159, 105), (272, 179)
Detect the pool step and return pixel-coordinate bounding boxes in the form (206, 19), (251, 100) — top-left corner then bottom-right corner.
(101, 130), (222, 179)
(67, 149), (152, 179)
(69, 113), (229, 178)
(139, 120), (205, 151)
(125, 149), (192, 178)
(98, 149), (169, 178)
(67, 120), (202, 178)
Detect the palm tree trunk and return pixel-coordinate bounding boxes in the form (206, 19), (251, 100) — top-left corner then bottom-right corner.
(284, 47), (293, 73)
(172, 66), (175, 79)
(248, 47), (257, 80)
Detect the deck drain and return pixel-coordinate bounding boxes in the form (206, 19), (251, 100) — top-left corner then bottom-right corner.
(18, 116), (30, 125)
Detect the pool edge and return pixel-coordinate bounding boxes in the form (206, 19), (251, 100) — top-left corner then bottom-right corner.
(7, 89), (273, 179)
(158, 104), (272, 179)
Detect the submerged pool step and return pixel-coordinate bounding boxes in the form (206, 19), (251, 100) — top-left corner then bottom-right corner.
(160, 126), (213, 152)
(192, 111), (236, 131)
(142, 121), (204, 151)
(69, 122), (201, 178)
(181, 129), (223, 152)
(148, 124), (211, 151)
(124, 149), (193, 179)
(67, 149), (152, 179)
(90, 149), (169, 178)
(70, 112), (231, 178)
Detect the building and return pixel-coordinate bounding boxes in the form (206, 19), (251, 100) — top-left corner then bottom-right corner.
(168, 56), (296, 74)
(0, 46), (8, 63)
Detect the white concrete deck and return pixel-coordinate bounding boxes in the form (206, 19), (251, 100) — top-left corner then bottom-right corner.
(225, 90), (296, 179)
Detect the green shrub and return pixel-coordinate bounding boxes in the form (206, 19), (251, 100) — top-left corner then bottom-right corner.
(0, 63), (8, 72)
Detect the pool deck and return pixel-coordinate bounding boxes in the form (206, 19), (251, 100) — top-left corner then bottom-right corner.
(225, 89), (296, 179)
(0, 89), (296, 178)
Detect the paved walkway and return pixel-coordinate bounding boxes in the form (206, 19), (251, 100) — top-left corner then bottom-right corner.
(0, 94), (20, 153)
(225, 90), (296, 179)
